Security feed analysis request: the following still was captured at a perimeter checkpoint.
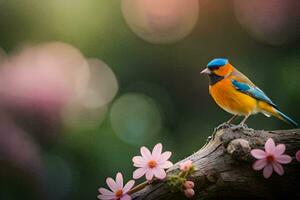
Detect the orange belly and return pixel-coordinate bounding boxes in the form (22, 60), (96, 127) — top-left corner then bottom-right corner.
(209, 78), (257, 116)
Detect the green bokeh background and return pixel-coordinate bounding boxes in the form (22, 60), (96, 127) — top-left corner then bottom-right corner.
(0, 1), (299, 200)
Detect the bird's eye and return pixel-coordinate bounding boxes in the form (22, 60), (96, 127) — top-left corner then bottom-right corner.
(212, 66), (220, 70)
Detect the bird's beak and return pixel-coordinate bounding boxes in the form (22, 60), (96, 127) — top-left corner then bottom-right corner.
(200, 68), (211, 75)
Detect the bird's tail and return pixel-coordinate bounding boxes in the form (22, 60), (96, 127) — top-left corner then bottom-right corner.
(259, 101), (298, 128)
(275, 109), (298, 128)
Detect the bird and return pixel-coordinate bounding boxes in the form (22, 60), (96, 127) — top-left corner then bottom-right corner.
(200, 58), (298, 128)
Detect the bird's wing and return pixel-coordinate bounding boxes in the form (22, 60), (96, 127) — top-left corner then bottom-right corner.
(231, 69), (255, 86)
(231, 79), (277, 108)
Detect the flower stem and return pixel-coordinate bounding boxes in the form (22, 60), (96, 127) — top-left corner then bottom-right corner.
(179, 171), (188, 178)
(128, 181), (149, 195)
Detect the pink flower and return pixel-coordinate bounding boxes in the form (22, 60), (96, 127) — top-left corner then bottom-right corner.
(251, 138), (292, 179)
(296, 150), (300, 162)
(98, 172), (135, 200)
(132, 143), (173, 181)
(184, 188), (195, 198)
(183, 181), (195, 189)
(179, 160), (193, 172)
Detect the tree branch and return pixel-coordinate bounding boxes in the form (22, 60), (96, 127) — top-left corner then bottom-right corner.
(132, 126), (300, 200)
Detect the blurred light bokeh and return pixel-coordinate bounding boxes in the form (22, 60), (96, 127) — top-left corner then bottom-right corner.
(121, 0), (199, 44)
(110, 93), (162, 145)
(233, 0), (300, 45)
(0, 0), (299, 200)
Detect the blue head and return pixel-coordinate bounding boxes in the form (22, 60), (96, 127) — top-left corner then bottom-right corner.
(201, 58), (232, 80)
(207, 58), (228, 69)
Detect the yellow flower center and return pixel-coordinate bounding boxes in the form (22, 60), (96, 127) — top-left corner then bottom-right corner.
(148, 160), (157, 169)
(115, 189), (123, 198)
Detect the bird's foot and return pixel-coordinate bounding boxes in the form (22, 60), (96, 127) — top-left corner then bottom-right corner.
(215, 122), (234, 131)
(212, 122), (235, 140)
(231, 123), (251, 131)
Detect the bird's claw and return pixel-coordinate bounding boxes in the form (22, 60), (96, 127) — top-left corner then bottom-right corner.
(212, 122), (235, 140)
(215, 122), (234, 131)
(231, 123), (250, 130)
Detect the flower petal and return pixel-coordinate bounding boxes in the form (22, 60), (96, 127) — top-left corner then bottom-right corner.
(133, 163), (146, 168)
(296, 150), (300, 162)
(116, 172), (123, 189)
(152, 143), (162, 159)
(274, 144), (285, 156)
(97, 194), (115, 200)
(158, 151), (172, 163)
(265, 138), (275, 154)
(123, 180), (135, 194)
(263, 164), (273, 179)
(275, 155), (292, 164)
(153, 168), (166, 180)
(272, 162), (284, 176)
(252, 159), (267, 171)
(251, 149), (266, 159)
(132, 156), (147, 165)
(133, 168), (147, 179)
(145, 170), (154, 181)
(120, 194), (132, 200)
(106, 177), (118, 192)
(140, 146), (152, 160)
(98, 188), (114, 196)
(159, 161), (173, 169)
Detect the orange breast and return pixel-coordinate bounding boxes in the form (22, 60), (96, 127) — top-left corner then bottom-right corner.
(209, 78), (257, 116)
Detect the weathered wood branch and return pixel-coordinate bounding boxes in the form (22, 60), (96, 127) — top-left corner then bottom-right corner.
(132, 126), (300, 200)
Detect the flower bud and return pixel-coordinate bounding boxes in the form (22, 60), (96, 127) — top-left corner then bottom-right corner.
(184, 188), (195, 198)
(183, 181), (194, 189)
(179, 160), (193, 172)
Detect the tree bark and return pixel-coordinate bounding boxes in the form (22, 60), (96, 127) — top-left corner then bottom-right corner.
(132, 126), (300, 200)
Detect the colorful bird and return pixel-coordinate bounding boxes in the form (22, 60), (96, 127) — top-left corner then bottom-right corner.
(201, 58), (298, 127)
